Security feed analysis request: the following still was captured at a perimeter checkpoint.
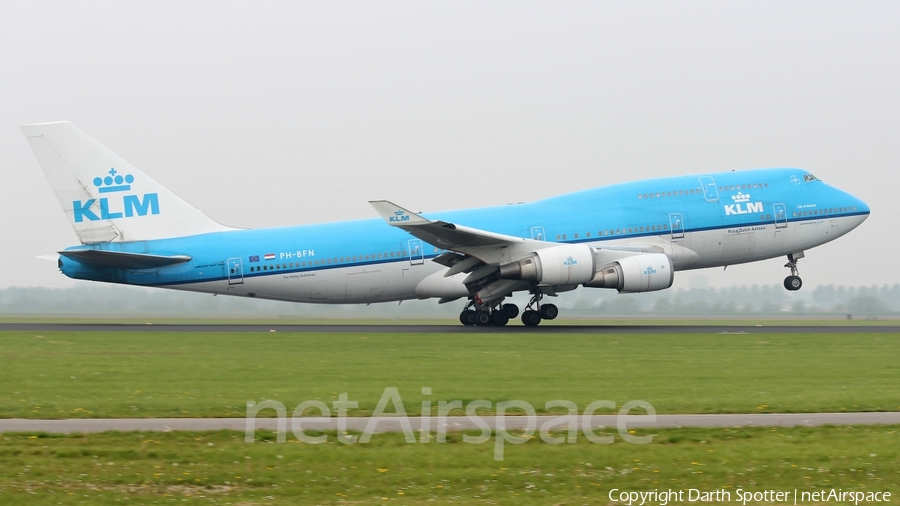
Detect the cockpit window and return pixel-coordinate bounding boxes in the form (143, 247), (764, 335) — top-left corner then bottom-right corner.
(803, 174), (819, 182)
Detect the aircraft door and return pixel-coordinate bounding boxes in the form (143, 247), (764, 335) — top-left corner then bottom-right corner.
(227, 258), (244, 285)
(698, 176), (719, 202)
(408, 239), (425, 265)
(669, 213), (685, 239)
(774, 203), (787, 228)
(530, 226), (546, 241)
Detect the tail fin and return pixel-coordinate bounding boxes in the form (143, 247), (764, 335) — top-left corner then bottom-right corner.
(22, 121), (230, 243)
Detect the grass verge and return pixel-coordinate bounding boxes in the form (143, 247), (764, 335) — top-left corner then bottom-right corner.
(2, 330), (899, 418)
(1, 425), (897, 505)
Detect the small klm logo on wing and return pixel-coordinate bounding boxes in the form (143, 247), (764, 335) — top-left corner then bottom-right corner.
(390, 210), (410, 223)
(73, 168), (160, 223)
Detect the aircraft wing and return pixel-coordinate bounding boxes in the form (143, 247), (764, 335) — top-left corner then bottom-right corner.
(369, 200), (526, 250)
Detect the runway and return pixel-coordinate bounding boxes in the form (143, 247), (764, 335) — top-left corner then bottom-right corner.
(2, 323), (899, 334)
(2, 412), (899, 434)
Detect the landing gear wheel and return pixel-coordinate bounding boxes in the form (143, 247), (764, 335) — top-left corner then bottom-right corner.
(502, 304), (519, 319)
(474, 310), (492, 326)
(784, 276), (802, 291)
(492, 311), (510, 327)
(521, 310), (542, 327)
(539, 303), (559, 320)
(460, 310), (476, 326)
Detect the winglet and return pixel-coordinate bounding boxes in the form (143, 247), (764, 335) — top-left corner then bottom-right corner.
(369, 200), (431, 226)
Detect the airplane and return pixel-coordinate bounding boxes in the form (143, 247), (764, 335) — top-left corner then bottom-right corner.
(22, 121), (870, 326)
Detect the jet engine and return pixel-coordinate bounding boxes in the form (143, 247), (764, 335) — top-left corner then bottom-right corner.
(498, 244), (597, 286)
(583, 253), (673, 293)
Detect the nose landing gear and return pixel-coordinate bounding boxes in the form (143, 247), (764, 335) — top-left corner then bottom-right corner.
(783, 253), (803, 291)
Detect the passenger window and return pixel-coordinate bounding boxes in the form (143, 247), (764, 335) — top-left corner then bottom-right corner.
(574, 233), (579, 239)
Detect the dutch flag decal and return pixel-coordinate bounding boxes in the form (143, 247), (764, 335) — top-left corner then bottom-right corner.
(264, 253), (275, 261)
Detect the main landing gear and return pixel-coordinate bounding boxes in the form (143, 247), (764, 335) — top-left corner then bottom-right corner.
(459, 301), (520, 327)
(783, 253), (803, 291)
(520, 292), (559, 327)
(459, 293), (560, 327)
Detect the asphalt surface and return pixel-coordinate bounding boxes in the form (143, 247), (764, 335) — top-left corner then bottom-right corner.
(2, 412), (899, 434)
(2, 323), (899, 333)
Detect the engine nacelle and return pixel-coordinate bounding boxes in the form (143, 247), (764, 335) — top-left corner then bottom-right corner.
(498, 244), (597, 286)
(583, 253), (674, 293)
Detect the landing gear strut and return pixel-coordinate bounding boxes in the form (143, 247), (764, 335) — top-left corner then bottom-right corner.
(783, 253), (803, 291)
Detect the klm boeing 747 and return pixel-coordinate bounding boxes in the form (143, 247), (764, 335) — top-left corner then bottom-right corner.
(23, 122), (870, 326)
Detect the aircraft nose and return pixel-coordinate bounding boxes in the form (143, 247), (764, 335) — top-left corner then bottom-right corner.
(838, 187), (870, 221)
(852, 194), (870, 218)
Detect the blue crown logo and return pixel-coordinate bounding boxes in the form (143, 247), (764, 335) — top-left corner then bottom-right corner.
(92, 168), (134, 194)
(563, 256), (578, 266)
(394, 210), (405, 215)
(644, 266), (658, 275)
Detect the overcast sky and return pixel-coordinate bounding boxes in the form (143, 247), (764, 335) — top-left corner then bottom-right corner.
(1, 1), (896, 292)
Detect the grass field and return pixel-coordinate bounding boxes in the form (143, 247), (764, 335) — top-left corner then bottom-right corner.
(1, 426), (897, 505)
(1, 330), (899, 419)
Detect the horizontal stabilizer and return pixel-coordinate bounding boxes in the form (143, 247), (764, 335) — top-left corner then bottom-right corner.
(59, 250), (191, 270)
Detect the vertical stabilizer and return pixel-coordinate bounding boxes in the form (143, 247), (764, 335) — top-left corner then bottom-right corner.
(22, 121), (231, 243)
